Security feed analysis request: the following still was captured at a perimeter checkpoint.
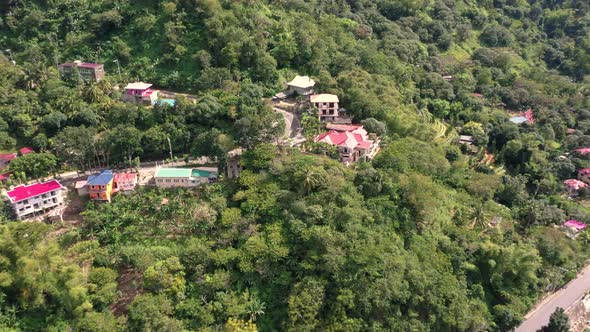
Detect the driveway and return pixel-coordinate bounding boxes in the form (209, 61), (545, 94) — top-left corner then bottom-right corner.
(516, 263), (590, 332)
(273, 107), (301, 138)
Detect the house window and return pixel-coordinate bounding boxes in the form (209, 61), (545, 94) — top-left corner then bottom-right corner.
(22, 200), (28, 204)
(329, 110), (334, 115)
(53, 198), (57, 203)
(165, 179), (171, 183)
(174, 179), (179, 183)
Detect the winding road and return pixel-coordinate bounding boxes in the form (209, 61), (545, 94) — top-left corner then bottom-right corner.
(516, 263), (590, 332)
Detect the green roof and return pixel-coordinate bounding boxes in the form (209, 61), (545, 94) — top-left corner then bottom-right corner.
(155, 168), (212, 178)
(155, 168), (192, 178)
(192, 169), (212, 178)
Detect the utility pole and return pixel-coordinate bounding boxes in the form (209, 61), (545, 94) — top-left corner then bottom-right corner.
(113, 59), (121, 82)
(167, 136), (173, 164)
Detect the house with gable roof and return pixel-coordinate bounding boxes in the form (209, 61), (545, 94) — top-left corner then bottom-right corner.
(314, 124), (380, 164)
(286, 75), (315, 96)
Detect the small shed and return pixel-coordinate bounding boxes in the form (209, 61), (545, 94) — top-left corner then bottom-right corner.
(75, 180), (88, 195)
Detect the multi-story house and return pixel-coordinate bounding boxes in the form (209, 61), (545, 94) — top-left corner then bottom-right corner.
(310, 94), (339, 122)
(5, 180), (67, 220)
(87, 170), (115, 202)
(122, 82), (160, 105)
(314, 124), (380, 165)
(113, 173), (138, 193)
(154, 168), (217, 188)
(58, 61), (105, 82)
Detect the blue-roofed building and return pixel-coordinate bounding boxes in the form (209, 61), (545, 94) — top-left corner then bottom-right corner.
(87, 170), (115, 201)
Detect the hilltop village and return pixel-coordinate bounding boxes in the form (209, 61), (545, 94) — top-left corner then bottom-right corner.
(3, 1), (590, 331)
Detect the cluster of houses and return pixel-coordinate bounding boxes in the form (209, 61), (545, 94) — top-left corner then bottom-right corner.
(0, 147), (36, 183)
(57, 60), (170, 106)
(2, 166), (219, 221)
(276, 75), (381, 166)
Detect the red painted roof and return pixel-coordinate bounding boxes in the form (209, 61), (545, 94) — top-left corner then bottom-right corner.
(564, 179), (588, 190)
(114, 173), (137, 183)
(357, 141), (372, 149)
(0, 153), (17, 161)
(19, 147), (34, 155)
(6, 180), (64, 203)
(0, 172), (11, 181)
(579, 167), (590, 175)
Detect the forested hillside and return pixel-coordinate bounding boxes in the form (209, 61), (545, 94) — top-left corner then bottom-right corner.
(2, 0), (590, 331)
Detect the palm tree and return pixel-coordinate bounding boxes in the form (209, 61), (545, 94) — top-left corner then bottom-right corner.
(301, 167), (324, 195)
(246, 297), (266, 321)
(470, 204), (489, 231)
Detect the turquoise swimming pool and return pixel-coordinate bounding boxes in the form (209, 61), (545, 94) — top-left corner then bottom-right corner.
(159, 98), (176, 106)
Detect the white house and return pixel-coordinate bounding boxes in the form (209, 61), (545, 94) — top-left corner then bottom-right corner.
(310, 94), (340, 122)
(4, 180), (67, 220)
(154, 168), (217, 188)
(286, 76), (315, 96)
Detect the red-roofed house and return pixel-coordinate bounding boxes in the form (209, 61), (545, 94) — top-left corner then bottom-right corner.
(4, 180), (66, 220)
(58, 60), (105, 82)
(564, 179), (588, 195)
(113, 173), (138, 193)
(18, 147), (34, 155)
(0, 153), (17, 168)
(578, 167), (590, 184)
(122, 82), (160, 105)
(315, 124), (380, 164)
(310, 94), (339, 122)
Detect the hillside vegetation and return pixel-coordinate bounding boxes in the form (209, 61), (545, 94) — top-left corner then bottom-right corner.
(1, 0), (590, 331)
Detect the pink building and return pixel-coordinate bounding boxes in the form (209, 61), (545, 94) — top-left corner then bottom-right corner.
(314, 124), (380, 165)
(122, 82), (159, 105)
(578, 167), (590, 184)
(564, 179), (588, 195)
(310, 94), (339, 122)
(113, 173), (138, 193)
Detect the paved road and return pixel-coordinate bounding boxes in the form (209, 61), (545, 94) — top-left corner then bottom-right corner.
(516, 263), (590, 332)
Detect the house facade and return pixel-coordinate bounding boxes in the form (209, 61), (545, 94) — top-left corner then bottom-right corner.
(113, 173), (138, 193)
(87, 170), (114, 202)
(310, 94), (339, 122)
(0, 153), (16, 168)
(315, 124), (380, 165)
(5, 180), (66, 220)
(122, 82), (159, 105)
(154, 168), (217, 188)
(578, 168), (590, 184)
(58, 61), (105, 82)
(286, 75), (315, 96)
(227, 148), (244, 179)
